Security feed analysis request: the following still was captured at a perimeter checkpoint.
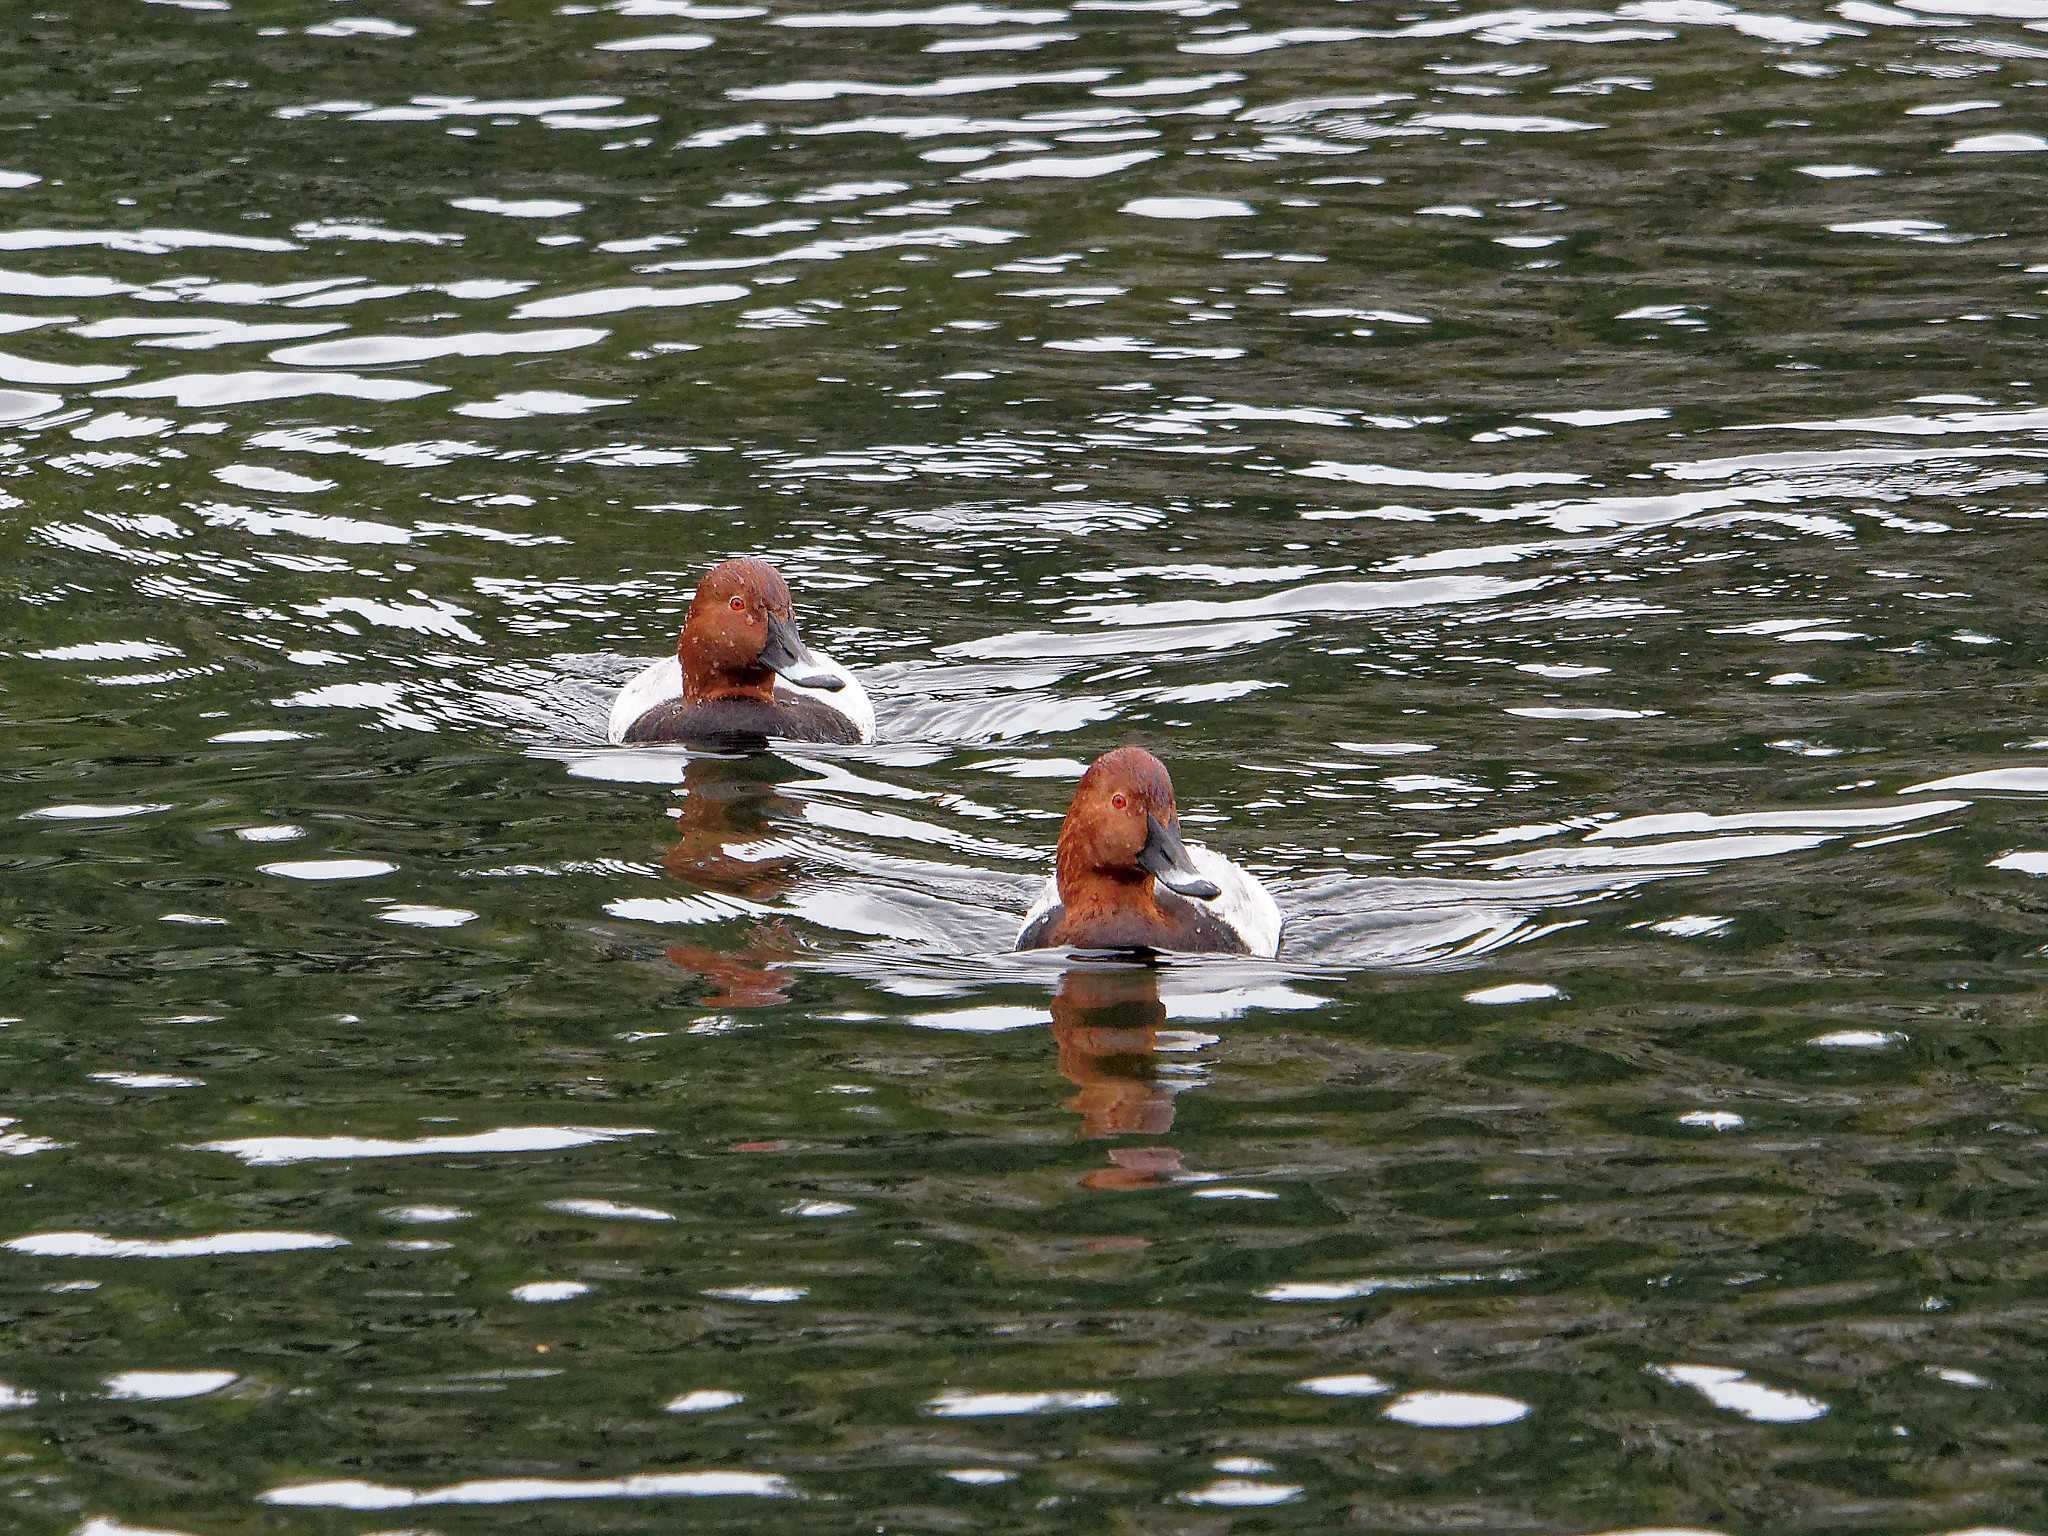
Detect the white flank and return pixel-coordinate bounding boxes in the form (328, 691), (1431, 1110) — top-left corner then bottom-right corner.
(1188, 844), (1284, 959)
(606, 655), (683, 744)
(1017, 875), (1061, 945)
(779, 651), (875, 742)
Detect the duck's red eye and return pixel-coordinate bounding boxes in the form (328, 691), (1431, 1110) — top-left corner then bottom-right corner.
(1111, 792), (1127, 811)
(728, 595), (746, 612)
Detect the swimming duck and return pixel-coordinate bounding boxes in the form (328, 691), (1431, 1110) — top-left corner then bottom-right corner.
(607, 557), (875, 748)
(1016, 746), (1282, 957)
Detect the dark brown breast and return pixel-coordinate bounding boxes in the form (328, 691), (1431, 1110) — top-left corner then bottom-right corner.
(622, 695), (862, 748)
(1016, 891), (1251, 956)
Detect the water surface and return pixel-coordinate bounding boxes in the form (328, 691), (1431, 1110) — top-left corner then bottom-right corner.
(6, 0), (2048, 1529)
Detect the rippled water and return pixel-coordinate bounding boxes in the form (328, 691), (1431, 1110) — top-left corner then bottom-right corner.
(7, 0), (2048, 1529)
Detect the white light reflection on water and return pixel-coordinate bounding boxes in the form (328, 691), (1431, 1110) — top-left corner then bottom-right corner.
(21, 803), (173, 821)
(1679, 1110), (1745, 1131)
(511, 1281), (593, 1303)
(1463, 981), (1563, 1005)
(0, 1119), (64, 1157)
(1263, 1267), (1531, 1303)
(88, 1073), (203, 1089)
(261, 1471), (795, 1507)
(1649, 1364), (1830, 1423)
(382, 1205), (472, 1225)
(103, 1370), (238, 1401)
(1298, 1373), (1391, 1396)
(546, 1198), (675, 1222)
(197, 1127), (656, 1165)
(702, 1284), (809, 1303)
(374, 903), (479, 927)
(5, 1232), (347, 1258)
(1181, 1477), (1304, 1506)
(1807, 1029), (1907, 1049)
(926, 1389), (1117, 1416)
(1382, 1391), (1532, 1428)
(665, 1389), (745, 1413)
(257, 859), (398, 881)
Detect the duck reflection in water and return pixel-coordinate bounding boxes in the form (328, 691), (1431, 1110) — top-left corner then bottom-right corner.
(660, 755), (807, 1008)
(1051, 964), (1192, 1191)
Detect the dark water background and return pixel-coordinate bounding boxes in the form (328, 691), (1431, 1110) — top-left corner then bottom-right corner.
(6, 0), (2048, 1529)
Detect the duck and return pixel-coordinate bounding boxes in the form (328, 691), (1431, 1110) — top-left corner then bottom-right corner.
(607, 557), (875, 748)
(1016, 746), (1282, 957)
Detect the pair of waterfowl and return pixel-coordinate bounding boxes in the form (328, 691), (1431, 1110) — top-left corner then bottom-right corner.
(609, 557), (1283, 958)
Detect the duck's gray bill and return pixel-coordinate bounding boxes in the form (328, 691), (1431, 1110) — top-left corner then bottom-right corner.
(760, 611), (845, 692)
(1140, 811), (1221, 900)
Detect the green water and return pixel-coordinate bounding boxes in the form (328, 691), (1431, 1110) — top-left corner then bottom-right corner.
(6, 0), (2048, 1530)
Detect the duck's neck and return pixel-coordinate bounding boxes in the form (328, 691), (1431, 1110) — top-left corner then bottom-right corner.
(1055, 839), (1162, 927)
(681, 650), (776, 705)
